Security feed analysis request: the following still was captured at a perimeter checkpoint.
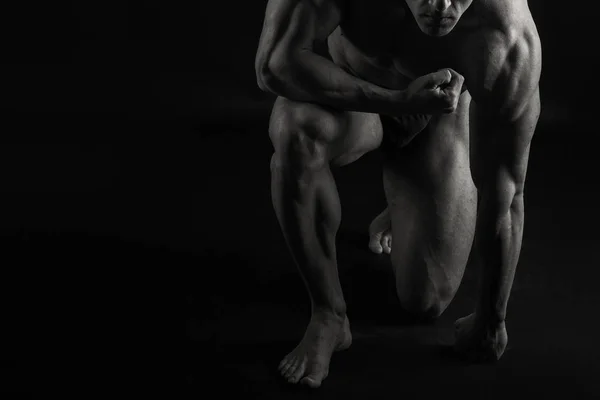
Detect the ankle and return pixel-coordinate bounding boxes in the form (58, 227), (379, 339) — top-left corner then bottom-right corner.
(311, 305), (347, 321)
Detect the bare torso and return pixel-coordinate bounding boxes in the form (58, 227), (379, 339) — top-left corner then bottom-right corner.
(328, 0), (539, 104)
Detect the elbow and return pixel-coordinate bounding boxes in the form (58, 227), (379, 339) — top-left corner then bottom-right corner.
(256, 54), (290, 95)
(256, 63), (276, 93)
(255, 57), (269, 92)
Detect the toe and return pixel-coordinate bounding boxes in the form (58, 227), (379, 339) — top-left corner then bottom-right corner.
(300, 362), (327, 388)
(300, 375), (323, 389)
(382, 235), (392, 254)
(278, 358), (287, 371)
(288, 359), (306, 384)
(284, 358), (299, 379)
(279, 354), (294, 371)
(369, 235), (383, 254)
(280, 358), (294, 375)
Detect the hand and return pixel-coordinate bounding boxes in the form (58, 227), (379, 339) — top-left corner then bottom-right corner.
(454, 313), (508, 363)
(404, 69), (464, 115)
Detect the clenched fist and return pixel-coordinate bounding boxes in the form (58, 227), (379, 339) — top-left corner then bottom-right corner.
(404, 68), (465, 115)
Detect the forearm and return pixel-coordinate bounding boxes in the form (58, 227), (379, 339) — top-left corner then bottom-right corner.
(474, 211), (519, 324)
(473, 98), (538, 324)
(258, 49), (407, 115)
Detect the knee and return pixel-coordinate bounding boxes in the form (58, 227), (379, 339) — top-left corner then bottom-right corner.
(396, 282), (451, 322)
(269, 99), (341, 173)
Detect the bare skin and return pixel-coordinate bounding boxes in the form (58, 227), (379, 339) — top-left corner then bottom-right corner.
(256, 0), (541, 387)
(368, 208), (392, 255)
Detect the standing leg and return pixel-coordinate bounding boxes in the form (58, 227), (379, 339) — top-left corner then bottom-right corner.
(269, 96), (381, 387)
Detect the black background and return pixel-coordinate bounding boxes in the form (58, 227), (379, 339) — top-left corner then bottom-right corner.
(1, 1), (599, 396)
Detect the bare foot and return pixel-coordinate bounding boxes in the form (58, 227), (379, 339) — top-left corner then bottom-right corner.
(278, 311), (352, 388)
(454, 313), (508, 362)
(369, 208), (392, 254)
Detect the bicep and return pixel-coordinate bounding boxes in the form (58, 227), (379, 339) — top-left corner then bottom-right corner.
(255, 0), (340, 74)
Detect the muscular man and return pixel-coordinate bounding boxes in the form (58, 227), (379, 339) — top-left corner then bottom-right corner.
(255, 0), (541, 388)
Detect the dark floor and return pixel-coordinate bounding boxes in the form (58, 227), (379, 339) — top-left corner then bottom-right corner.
(1, 111), (599, 397)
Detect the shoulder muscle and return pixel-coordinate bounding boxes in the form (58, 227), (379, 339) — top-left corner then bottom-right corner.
(256, 0), (340, 60)
(468, 11), (542, 120)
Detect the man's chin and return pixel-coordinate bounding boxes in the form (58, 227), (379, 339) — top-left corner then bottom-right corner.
(418, 21), (455, 37)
